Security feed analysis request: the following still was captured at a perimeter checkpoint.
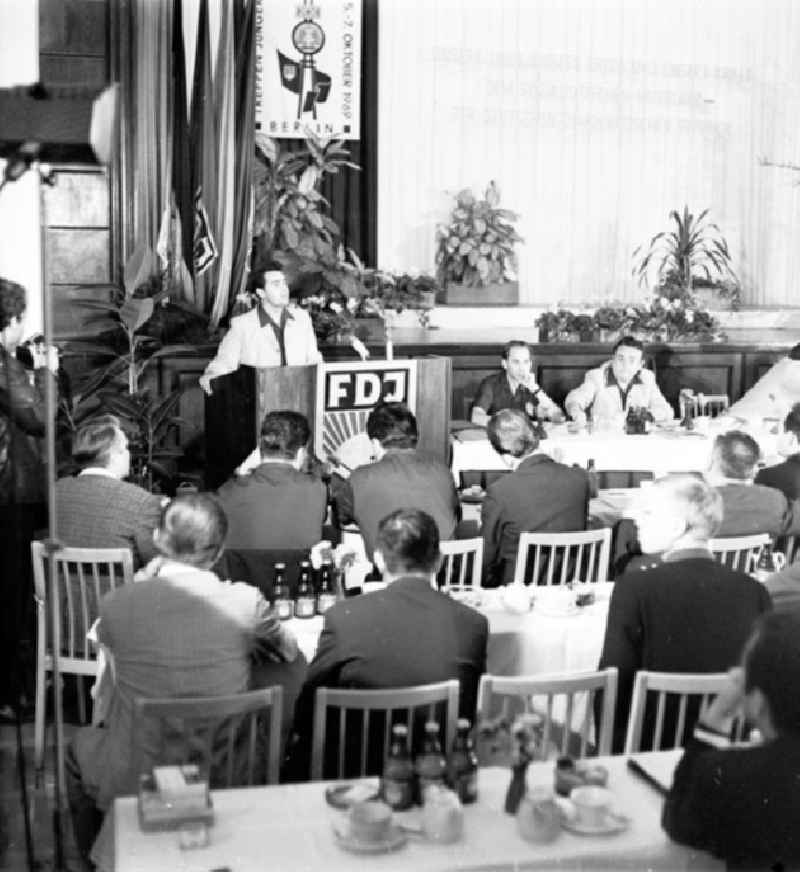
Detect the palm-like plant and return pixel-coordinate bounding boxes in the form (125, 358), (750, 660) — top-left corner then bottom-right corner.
(632, 205), (738, 302)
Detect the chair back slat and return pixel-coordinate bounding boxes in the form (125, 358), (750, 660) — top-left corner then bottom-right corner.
(438, 539), (484, 593)
(311, 681), (459, 781)
(477, 669), (618, 760)
(514, 530), (611, 586)
(710, 535), (770, 573)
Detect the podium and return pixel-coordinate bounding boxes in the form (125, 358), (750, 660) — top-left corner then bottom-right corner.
(205, 357), (452, 489)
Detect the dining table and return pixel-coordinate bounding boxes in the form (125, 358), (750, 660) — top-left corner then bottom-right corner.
(113, 749), (723, 871)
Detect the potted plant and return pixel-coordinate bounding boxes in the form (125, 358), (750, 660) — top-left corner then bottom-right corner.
(435, 181), (523, 306)
(632, 205), (740, 309)
(594, 306), (625, 344)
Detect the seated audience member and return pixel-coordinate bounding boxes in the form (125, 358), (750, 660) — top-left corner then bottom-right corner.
(216, 410), (326, 550)
(762, 559), (800, 615)
(598, 475), (771, 752)
(55, 414), (163, 568)
(707, 429), (800, 537)
(66, 494), (302, 864)
(727, 342), (800, 424)
(481, 409), (590, 586)
(288, 509), (488, 779)
(755, 402), (800, 501)
(663, 611), (800, 869)
(333, 402), (459, 557)
(470, 340), (564, 426)
(564, 335), (672, 424)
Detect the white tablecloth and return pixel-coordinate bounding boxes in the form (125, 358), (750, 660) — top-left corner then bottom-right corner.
(113, 750), (721, 871)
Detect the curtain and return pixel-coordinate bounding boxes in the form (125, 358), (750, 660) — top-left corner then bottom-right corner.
(377, 0), (800, 306)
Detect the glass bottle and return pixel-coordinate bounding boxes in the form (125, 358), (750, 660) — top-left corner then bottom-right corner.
(316, 560), (338, 614)
(381, 724), (414, 810)
(294, 560), (316, 618)
(415, 720), (447, 804)
(586, 458), (599, 498)
(448, 718), (478, 804)
(272, 563), (293, 621)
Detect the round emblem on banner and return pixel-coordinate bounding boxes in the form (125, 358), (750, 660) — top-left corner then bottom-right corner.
(292, 21), (325, 55)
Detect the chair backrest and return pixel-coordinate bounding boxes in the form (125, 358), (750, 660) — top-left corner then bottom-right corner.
(477, 669), (618, 759)
(709, 534), (770, 573)
(31, 541), (134, 668)
(513, 528), (611, 586)
(595, 470), (654, 490)
(459, 469), (512, 490)
(311, 680), (459, 781)
(624, 670), (745, 754)
(133, 687), (283, 788)
(697, 393), (730, 418)
(438, 538), (483, 592)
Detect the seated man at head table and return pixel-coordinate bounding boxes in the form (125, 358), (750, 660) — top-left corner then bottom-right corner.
(198, 263), (367, 395)
(564, 335), (673, 425)
(55, 414), (164, 569)
(598, 475), (771, 753)
(663, 610), (800, 869)
(481, 409), (591, 587)
(66, 494), (304, 867)
(726, 341), (800, 425)
(286, 508), (488, 780)
(330, 401), (460, 558)
(755, 401), (800, 502)
(470, 340), (564, 426)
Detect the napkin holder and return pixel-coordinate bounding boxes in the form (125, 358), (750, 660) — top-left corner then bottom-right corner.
(137, 765), (214, 832)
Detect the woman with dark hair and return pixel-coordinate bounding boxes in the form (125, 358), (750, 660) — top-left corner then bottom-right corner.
(0, 277), (58, 712)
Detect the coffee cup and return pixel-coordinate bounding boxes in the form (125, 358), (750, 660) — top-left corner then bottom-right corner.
(569, 785), (613, 828)
(348, 799), (392, 843)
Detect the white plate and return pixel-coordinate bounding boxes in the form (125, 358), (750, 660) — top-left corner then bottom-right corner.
(332, 822), (408, 854)
(561, 811), (630, 836)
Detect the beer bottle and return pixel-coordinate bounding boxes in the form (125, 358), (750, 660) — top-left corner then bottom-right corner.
(586, 458), (599, 498)
(272, 563), (293, 621)
(380, 724), (414, 810)
(294, 560), (316, 619)
(316, 559), (338, 615)
(415, 720), (447, 804)
(448, 718), (478, 804)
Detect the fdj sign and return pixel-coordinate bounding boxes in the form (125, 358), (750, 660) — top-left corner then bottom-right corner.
(325, 369), (408, 411)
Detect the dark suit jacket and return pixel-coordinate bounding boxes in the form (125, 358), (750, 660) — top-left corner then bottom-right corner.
(290, 575), (488, 778)
(663, 734), (800, 869)
(55, 473), (163, 568)
(335, 449), (459, 558)
(755, 454), (800, 503)
(715, 481), (800, 537)
(598, 551), (772, 752)
(216, 462), (327, 550)
(481, 453), (590, 586)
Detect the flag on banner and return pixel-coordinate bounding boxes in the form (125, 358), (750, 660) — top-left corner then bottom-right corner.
(171, 0), (194, 280)
(194, 190), (218, 275)
(277, 50), (302, 94)
(303, 68), (331, 112)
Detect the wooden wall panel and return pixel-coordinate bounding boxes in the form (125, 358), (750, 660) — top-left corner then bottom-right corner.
(47, 229), (110, 283)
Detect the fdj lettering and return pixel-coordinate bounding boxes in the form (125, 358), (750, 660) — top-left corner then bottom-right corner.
(326, 371), (407, 410)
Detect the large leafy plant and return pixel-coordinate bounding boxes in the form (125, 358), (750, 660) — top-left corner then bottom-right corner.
(435, 181), (523, 288)
(632, 206), (739, 306)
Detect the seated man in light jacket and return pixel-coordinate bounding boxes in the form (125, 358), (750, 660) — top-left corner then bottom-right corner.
(565, 335), (673, 424)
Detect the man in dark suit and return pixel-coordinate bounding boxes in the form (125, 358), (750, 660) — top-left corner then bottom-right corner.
(333, 403), (459, 557)
(755, 402), (800, 502)
(55, 415), (163, 568)
(288, 509), (488, 779)
(598, 475), (771, 753)
(481, 409), (591, 586)
(663, 611), (800, 869)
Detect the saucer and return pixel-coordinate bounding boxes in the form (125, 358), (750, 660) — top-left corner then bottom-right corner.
(560, 810), (630, 836)
(332, 821), (408, 854)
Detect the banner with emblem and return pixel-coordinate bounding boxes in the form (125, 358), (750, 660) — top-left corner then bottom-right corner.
(315, 360), (417, 467)
(255, 0), (362, 140)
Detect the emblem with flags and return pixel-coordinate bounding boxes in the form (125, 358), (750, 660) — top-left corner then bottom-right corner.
(303, 68), (331, 112)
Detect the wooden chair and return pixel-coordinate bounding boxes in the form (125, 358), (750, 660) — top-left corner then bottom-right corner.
(133, 687), (283, 787)
(477, 669), (618, 759)
(595, 470), (654, 490)
(458, 469), (512, 490)
(310, 680), (459, 781)
(513, 528), (611, 586)
(697, 393), (730, 418)
(709, 534), (770, 573)
(31, 542), (134, 778)
(438, 538), (483, 593)
(624, 670), (746, 754)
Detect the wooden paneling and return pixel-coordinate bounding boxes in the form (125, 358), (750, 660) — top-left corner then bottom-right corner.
(416, 357), (451, 459)
(44, 170), (109, 226)
(39, 0), (107, 55)
(47, 229), (110, 283)
(39, 55), (106, 86)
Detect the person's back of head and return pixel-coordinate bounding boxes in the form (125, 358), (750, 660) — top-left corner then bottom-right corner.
(711, 430), (760, 481)
(486, 408), (539, 459)
(373, 508), (441, 579)
(0, 277), (26, 334)
(366, 402), (418, 450)
(153, 493), (228, 569)
(71, 414), (129, 476)
(259, 410), (310, 462)
(743, 610), (800, 736)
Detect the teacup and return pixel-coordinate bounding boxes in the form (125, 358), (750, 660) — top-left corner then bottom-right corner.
(422, 785), (464, 844)
(348, 799), (393, 843)
(500, 584), (532, 614)
(517, 787), (561, 844)
(569, 785), (613, 828)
